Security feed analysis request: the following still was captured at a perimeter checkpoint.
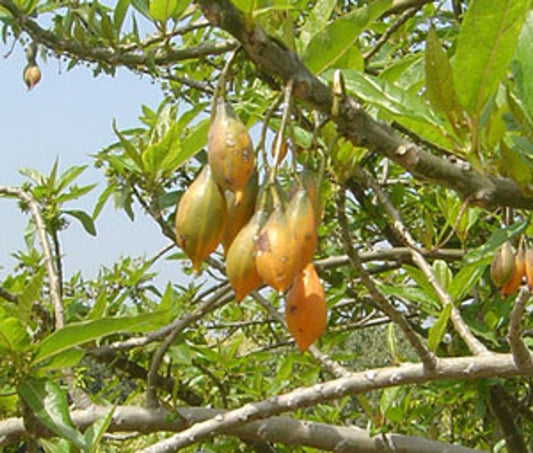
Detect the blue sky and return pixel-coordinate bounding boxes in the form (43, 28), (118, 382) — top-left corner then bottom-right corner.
(0, 42), (187, 285)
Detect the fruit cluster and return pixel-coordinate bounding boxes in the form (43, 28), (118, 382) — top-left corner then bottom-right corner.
(490, 241), (533, 296)
(175, 99), (327, 351)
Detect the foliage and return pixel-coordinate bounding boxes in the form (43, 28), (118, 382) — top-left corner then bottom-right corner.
(1, 0), (532, 452)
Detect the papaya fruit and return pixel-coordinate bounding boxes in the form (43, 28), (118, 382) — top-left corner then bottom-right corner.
(501, 248), (525, 297)
(490, 242), (515, 288)
(222, 172), (258, 255)
(208, 99), (255, 203)
(255, 205), (298, 293)
(300, 169), (323, 225)
(287, 188), (317, 271)
(285, 262), (327, 352)
(226, 210), (267, 301)
(175, 165), (227, 273)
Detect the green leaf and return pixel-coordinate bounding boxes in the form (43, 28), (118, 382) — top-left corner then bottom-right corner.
(454, 0), (531, 118)
(112, 120), (144, 171)
(499, 139), (532, 187)
(64, 210), (97, 236)
(114, 0), (130, 33)
(32, 310), (170, 365)
(56, 165), (87, 193)
(449, 258), (491, 302)
(303, 0), (391, 75)
(432, 260), (452, 293)
(39, 348), (85, 372)
(88, 291), (108, 320)
(298, 0), (337, 53)
(462, 218), (530, 264)
(142, 122), (181, 175)
(428, 304), (452, 352)
(92, 184), (115, 220)
(149, 0), (176, 21)
(425, 27), (463, 127)
(0, 317), (31, 352)
(179, 118), (210, 164)
(18, 377), (88, 450)
(336, 69), (457, 150)
(18, 268), (45, 325)
(513, 10), (533, 119)
(85, 407), (115, 453)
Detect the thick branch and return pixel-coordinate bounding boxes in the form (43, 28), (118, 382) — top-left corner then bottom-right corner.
(0, 404), (482, 453)
(141, 353), (528, 452)
(196, 0), (533, 210)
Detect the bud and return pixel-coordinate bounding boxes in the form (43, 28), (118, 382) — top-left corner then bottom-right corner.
(490, 242), (515, 288)
(23, 64), (41, 90)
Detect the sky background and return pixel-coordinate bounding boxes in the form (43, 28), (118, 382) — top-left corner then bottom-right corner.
(0, 39), (188, 286)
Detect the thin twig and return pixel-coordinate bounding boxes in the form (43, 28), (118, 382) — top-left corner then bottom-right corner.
(354, 167), (489, 356)
(145, 284), (234, 407)
(363, 7), (420, 62)
(337, 189), (438, 371)
(508, 288), (533, 370)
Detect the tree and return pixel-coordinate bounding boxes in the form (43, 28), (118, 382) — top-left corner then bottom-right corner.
(0, 0), (532, 451)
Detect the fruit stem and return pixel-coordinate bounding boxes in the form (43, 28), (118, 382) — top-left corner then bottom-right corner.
(211, 46), (242, 122)
(268, 79), (294, 185)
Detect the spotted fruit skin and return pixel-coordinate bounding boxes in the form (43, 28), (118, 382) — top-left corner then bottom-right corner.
(255, 206), (298, 292)
(222, 172), (258, 255)
(226, 210), (267, 302)
(287, 188), (317, 272)
(490, 242), (515, 288)
(208, 99), (255, 203)
(285, 262), (327, 352)
(501, 249), (525, 297)
(175, 165), (227, 273)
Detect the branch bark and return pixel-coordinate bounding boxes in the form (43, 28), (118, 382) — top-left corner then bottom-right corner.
(196, 0), (533, 211)
(0, 404), (484, 453)
(141, 353), (531, 452)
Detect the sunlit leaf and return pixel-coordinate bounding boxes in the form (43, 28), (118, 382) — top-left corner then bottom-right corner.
(19, 377), (87, 450)
(428, 304), (451, 352)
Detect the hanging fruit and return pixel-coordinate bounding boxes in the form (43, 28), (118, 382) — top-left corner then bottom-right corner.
(226, 209), (267, 302)
(175, 165), (227, 273)
(23, 64), (41, 90)
(222, 172), (258, 255)
(300, 169), (323, 225)
(525, 246), (533, 290)
(208, 99), (255, 203)
(255, 204), (298, 293)
(285, 262), (327, 352)
(501, 247), (525, 297)
(490, 242), (515, 288)
(287, 188), (317, 271)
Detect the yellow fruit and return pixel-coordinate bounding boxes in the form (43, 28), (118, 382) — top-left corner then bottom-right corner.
(226, 210), (267, 301)
(490, 242), (515, 288)
(286, 188), (317, 271)
(501, 249), (525, 297)
(175, 165), (227, 273)
(285, 263), (327, 352)
(255, 205), (298, 292)
(208, 99), (255, 203)
(222, 172), (258, 255)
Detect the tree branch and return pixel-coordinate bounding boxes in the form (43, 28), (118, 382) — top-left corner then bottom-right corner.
(195, 0), (533, 210)
(508, 288), (533, 370)
(353, 168), (489, 356)
(0, 404), (484, 452)
(141, 353), (529, 452)
(0, 0), (236, 71)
